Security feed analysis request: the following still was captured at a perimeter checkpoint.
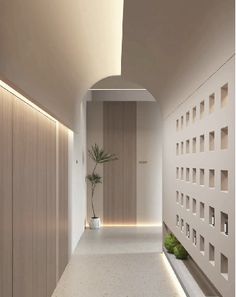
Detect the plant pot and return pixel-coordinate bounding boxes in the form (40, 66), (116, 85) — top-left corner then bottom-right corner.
(89, 217), (101, 229)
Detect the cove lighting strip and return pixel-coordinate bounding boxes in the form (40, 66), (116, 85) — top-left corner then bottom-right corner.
(161, 253), (187, 297)
(0, 80), (57, 122)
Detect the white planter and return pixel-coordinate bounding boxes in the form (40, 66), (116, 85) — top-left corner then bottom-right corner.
(89, 217), (101, 229)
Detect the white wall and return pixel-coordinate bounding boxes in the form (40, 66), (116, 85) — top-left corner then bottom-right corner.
(163, 57), (235, 297)
(68, 100), (87, 255)
(136, 102), (162, 225)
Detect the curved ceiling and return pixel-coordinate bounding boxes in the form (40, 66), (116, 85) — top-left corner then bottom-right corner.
(0, 0), (124, 130)
(0, 0), (234, 130)
(122, 0), (234, 117)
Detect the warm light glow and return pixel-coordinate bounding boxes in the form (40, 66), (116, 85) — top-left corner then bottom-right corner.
(161, 253), (187, 297)
(101, 223), (162, 228)
(0, 80), (57, 122)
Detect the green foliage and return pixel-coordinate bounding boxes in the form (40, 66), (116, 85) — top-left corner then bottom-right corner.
(164, 233), (179, 254)
(88, 143), (118, 164)
(173, 244), (188, 260)
(86, 144), (118, 218)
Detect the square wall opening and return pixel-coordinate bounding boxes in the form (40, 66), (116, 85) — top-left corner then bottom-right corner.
(186, 139), (190, 154)
(200, 134), (205, 152)
(176, 215), (180, 227)
(221, 83), (228, 108)
(200, 202), (205, 220)
(209, 169), (215, 188)
(192, 229), (197, 246)
(200, 101), (205, 119)
(192, 137), (197, 153)
(220, 254), (228, 280)
(221, 127), (228, 150)
(181, 219), (184, 232)
(221, 170), (229, 192)
(200, 169), (205, 186)
(221, 212), (228, 236)
(200, 235), (205, 255)
(209, 243), (215, 266)
(186, 168), (190, 182)
(209, 93), (215, 113)
(192, 106), (197, 123)
(192, 168), (197, 183)
(192, 198), (197, 215)
(186, 223), (190, 238)
(186, 111), (190, 126)
(209, 131), (215, 151)
(209, 206), (215, 227)
(186, 195), (190, 210)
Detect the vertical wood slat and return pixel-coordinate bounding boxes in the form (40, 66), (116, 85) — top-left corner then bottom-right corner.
(103, 102), (137, 224)
(13, 98), (57, 297)
(58, 123), (69, 278)
(0, 87), (13, 297)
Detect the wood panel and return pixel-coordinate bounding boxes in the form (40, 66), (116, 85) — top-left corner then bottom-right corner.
(0, 87), (13, 297)
(103, 102), (137, 224)
(13, 98), (57, 297)
(58, 123), (69, 278)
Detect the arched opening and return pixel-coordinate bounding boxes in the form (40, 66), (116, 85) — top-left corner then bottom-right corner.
(86, 76), (162, 227)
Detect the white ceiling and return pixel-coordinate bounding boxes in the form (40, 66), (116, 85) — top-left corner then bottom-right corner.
(0, 0), (234, 130)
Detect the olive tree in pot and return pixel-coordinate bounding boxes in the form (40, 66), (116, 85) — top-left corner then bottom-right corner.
(86, 144), (118, 229)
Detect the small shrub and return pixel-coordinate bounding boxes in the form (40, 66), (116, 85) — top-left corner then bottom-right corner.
(174, 244), (188, 260)
(164, 233), (179, 254)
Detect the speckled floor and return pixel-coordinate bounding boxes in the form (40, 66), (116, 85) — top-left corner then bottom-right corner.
(51, 227), (186, 297)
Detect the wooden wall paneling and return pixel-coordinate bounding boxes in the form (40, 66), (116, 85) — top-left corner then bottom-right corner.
(123, 102), (137, 224)
(0, 87), (13, 297)
(103, 102), (124, 224)
(58, 124), (69, 278)
(13, 98), (38, 297)
(103, 102), (137, 224)
(46, 119), (57, 296)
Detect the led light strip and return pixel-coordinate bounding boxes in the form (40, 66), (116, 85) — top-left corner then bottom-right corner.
(161, 253), (187, 297)
(0, 80), (57, 122)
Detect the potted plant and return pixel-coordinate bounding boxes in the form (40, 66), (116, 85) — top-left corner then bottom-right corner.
(86, 144), (118, 229)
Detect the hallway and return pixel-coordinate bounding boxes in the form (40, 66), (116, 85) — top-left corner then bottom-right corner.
(52, 227), (186, 297)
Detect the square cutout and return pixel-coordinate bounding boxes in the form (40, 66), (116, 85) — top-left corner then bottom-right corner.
(209, 131), (215, 151)
(181, 219), (184, 232)
(221, 84), (228, 108)
(192, 168), (197, 183)
(192, 198), (197, 215)
(176, 143), (179, 155)
(209, 243), (215, 266)
(186, 195), (190, 210)
(200, 169), (205, 186)
(221, 127), (228, 150)
(186, 223), (190, 238)
(186, 168), (190, 182)
(192, 107), (197, 123)
(200, 134), (205, 152)
(200, 101), (205, 119)
(209, 93), (215, 113)
(200, 235), (205, 255)
(192, 229), (197, 246)
(186, 139), (190, 154)
(209, 169), (215, 188)
(200, 202), (205, 220)
(192, 137), (197, 153)
(221, 212), (228, 236)
(209, 206), (215, 227)
(220, 254), (228, 280)
(221, 170), (228, 192)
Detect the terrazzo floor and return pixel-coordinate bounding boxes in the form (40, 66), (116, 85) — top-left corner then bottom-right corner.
(51, 227), (186, 297)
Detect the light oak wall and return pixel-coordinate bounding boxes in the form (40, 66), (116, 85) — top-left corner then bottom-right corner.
(103, 102), (137, 224)
(0, 85), (69, 297)
(0, 87), (13, 297)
